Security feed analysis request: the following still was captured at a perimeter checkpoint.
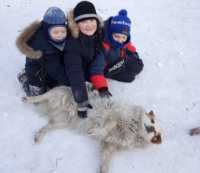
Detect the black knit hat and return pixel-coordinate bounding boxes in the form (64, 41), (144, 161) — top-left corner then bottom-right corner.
(74, 1), (98, 22)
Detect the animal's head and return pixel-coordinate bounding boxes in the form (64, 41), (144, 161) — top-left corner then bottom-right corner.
(104, 107), (162, 148)
(142, 110), (162, 144)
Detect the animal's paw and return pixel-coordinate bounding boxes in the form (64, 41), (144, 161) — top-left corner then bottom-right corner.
(87, 127), (106, 140)
(99, 165), (107, 173)
(87, 127), (96, 136)
(190, 127), (200, 136)
(22, 96), (28, 103)
(34, 131), (43, 144)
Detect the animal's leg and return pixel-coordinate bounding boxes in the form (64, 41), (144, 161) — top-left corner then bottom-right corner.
(190, 127), (200, 136)
(100, 142), (118, 173)
(34, 121), (68, 143)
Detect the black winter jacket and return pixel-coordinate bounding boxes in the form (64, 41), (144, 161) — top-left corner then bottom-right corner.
(16, 21), (69, 88)
(64, 34), (100, 103)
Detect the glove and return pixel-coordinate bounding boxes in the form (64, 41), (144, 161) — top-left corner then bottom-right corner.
(77, 101), (93, 118)
(98, 87), (112, 98)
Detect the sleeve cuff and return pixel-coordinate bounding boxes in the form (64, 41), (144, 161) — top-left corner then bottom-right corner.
(90, 75), (108, 89)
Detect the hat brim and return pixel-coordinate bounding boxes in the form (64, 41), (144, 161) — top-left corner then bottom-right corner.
(74, 13), (98, 22)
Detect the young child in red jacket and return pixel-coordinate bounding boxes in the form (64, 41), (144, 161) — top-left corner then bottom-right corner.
(90, 9), (144, 97)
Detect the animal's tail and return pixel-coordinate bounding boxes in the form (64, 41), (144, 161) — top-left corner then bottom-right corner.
(22, 92), (50, 104)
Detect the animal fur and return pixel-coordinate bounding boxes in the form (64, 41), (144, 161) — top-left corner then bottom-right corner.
(16, 21), (43, 59)
(190, 127), (200, 136)
(23, 86), (162, 173)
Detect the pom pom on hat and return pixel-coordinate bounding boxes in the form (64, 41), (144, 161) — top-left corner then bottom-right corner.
(118, 9), (127, 16)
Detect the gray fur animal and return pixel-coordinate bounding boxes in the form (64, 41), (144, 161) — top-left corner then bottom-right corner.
(23, 86), (162, 173)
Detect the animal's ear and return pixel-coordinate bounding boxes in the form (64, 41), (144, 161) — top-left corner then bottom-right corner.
(145, 110), (155, 123)
(148, 110), (155, 117)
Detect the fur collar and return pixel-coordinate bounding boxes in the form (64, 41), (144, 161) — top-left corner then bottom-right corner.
(16, 21), (43, 59)
(67, 9), (104, 38)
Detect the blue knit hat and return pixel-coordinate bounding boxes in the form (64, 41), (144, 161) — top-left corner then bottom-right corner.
(42, 7), (67, 46)
(110, 9), (131, 36)
(43, 7), (66, 25)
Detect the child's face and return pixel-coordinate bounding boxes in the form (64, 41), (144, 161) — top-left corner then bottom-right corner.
(49, 26), (67, 41)
(78, 19), (97, 36)
(112, 33), (128, 43)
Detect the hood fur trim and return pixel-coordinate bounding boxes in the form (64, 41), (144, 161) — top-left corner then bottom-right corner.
(16, 21), (43, 59)
(67, 9), (104, 38)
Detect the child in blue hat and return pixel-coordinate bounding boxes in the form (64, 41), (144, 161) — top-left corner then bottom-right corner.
(16, 7), (69, 96)
(90, 9), (143, 86)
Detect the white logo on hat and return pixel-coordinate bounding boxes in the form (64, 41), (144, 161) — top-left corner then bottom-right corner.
(111, 20), (131, 27)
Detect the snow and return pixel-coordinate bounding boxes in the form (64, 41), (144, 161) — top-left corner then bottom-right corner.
(0, 0), (200, 173)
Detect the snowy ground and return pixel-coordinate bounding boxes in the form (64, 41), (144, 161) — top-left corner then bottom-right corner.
(0, 0), (200, 172)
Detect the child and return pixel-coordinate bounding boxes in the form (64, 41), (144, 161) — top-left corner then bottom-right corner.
(64, 1), (111, 118)
(16, 7), (69, 96)
(94, 9), (144, 83)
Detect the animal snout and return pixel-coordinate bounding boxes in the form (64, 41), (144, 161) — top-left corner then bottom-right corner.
(151, 133), (162, 144)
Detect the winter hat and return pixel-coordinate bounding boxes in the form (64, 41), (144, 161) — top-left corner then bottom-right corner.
(105, 9), (131, 49)
(43, 7), (66, 25)
(42, 7), (67, 46)
(73, 1), (98, 22)
(110, 9), (131, 36)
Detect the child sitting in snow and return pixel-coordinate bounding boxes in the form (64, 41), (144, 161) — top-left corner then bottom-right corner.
(90, 9), (143, 90)
(16, 7), (69, 96)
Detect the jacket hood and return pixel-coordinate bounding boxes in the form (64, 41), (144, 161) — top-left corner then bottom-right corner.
(16, 21), (43, 59)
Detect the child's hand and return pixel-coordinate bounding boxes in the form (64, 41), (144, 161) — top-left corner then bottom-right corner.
(77, 101), (93, 118)
(98, 87), (112, 98)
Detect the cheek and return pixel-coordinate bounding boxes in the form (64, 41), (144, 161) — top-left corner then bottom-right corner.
(112, 36), (119, 42)
(92, 22), (97, 30)
(60, 31), (67, 37)
(78, 23), (85, 32)
(50, 32), (58, 38)
(122, 37), (127, 42)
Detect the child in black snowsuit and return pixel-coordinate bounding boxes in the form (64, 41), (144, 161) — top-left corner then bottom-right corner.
(92, 9), (144, 85)
(16, 7), (69, 96)
(64, 1), (112, 118)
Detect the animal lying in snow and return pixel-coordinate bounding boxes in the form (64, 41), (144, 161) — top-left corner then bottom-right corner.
(22, 86), (162, 173)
